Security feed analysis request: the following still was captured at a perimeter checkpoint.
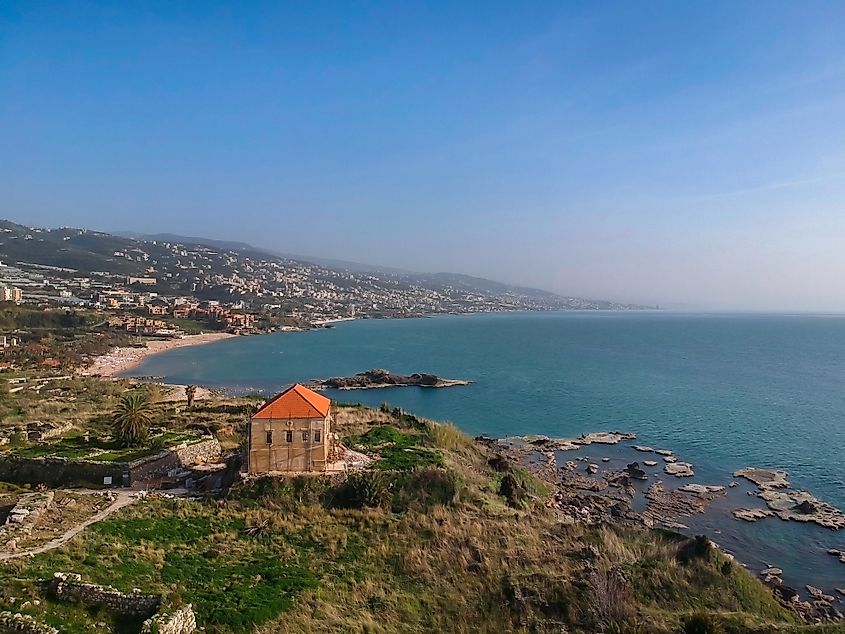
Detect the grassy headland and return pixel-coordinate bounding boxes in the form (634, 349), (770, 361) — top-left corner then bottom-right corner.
(0, 393), (836, 633)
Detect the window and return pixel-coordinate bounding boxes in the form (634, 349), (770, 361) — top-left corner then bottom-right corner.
(285, 430), (292, 443)
(314, 430), (322, 443)
(265, 430), (273, 445)
(302, 430), (309, 442)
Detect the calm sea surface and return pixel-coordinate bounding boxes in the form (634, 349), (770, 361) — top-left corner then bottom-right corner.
(130, 312), (845, 590)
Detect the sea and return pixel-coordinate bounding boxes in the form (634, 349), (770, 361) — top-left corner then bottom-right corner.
(128, 311), (845, 594)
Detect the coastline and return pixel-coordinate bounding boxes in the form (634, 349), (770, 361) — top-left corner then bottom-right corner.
(80, 332), (237, 378)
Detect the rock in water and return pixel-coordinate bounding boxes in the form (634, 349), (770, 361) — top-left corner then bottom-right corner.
(315, 368), (471, 390)
(625, 462), (648, 481)
(664, 462), (695, 477)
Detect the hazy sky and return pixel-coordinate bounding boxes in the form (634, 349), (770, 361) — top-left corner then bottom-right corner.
(2, 2), (845, 310)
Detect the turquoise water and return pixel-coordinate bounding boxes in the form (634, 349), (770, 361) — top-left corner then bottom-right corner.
(130, 312), (845, 591)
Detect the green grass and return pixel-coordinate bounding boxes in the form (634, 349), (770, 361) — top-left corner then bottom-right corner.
(9, 431), (203, 463)
(342, 425), (444, 471)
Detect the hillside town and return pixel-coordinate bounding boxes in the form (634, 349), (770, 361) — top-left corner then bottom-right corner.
(0, 219), (642, 338)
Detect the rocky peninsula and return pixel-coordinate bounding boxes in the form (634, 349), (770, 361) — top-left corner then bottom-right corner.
(310, 368), (471, 390)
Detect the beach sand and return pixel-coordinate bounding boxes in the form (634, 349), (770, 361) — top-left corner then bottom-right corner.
(81, 332), (237, 378)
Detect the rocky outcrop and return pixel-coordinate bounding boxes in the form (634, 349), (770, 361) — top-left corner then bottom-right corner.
(735, 467), (845, 530)
(313, 368), (471, 390)
(757, 489), (845, 530)
(734, 468), (789, 489)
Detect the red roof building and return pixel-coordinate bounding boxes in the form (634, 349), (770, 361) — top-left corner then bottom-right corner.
(248, 384), (337, 473)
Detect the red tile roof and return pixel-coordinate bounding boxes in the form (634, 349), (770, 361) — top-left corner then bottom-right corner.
(252, 384), (331, 420)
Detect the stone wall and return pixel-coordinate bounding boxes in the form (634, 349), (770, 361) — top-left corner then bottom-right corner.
(48, 573), (160, 618)
(141, 605), (196, 634)
(0, 611), (58, 634)
(0, 438), (221, 488)
(0, 456), (125, 488)
(128, 438), (221, 484)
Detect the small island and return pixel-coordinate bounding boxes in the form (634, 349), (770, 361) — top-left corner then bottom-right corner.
(310, 368), (472, 390)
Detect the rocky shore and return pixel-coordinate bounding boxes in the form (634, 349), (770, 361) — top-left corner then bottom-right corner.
(310, 368), (471, 390)
(733, 468), (845, 530)
(476, 431), (845, 626)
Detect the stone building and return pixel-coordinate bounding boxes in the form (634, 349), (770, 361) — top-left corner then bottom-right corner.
(247, 384), (337, 474)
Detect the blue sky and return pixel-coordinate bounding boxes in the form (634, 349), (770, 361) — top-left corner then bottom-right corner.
(2, 1), (845, 309)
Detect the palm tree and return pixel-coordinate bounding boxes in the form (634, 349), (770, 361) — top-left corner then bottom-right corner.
(185, 384), (197, 408)
(112, 391), (154, 446)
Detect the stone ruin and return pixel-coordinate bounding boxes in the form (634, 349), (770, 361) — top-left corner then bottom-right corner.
(25, 421), (73, 442)
(0, 492), (54, 536)
(141, 604), (197, 634)
(48, 572), (160, 618)
(0, 611), (59, 634)
(45, 573), (197, 633)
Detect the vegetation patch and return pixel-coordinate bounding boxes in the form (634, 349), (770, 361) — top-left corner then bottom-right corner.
(343, 425), (444, 471)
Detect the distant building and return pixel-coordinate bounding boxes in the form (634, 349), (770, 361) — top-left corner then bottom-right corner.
(247, 384), (339, 474)
(0, 286), (22, 304)
(126, 276), (157, 286)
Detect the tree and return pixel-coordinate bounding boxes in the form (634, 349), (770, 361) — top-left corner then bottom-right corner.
(112, 391), (154, 446)
(185, 384), (197, 408)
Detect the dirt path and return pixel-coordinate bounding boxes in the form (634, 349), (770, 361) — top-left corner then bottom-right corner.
(0, 491), (137, 562)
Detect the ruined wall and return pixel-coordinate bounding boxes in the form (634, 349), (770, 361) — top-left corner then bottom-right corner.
(128, 438), (221, 484)
(48, 573), (160, 618)
(0, 611), (59, 634)
(141, 605), (196, 634)
(0, 456), (125, 488)
(0, 439), (222, 488)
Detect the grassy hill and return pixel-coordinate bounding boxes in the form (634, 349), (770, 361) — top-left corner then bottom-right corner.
(0, 396), (835, 633)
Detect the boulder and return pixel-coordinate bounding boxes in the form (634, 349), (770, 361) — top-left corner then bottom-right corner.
(624, 462), (648, 481)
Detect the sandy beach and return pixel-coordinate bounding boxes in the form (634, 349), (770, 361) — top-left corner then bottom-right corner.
(81, 332), (237, 378)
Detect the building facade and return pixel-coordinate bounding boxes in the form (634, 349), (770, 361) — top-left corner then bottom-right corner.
(0, 286), (22, 304)
(247, 384), (335, 473)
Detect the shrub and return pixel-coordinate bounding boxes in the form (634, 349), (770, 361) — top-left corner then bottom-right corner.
(390, 467), (458, 512)
(499, 473), (527, 508)
(684, 612), (724, 634)
(330, 472), (390, 509)
(677, 535), (713, 564)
